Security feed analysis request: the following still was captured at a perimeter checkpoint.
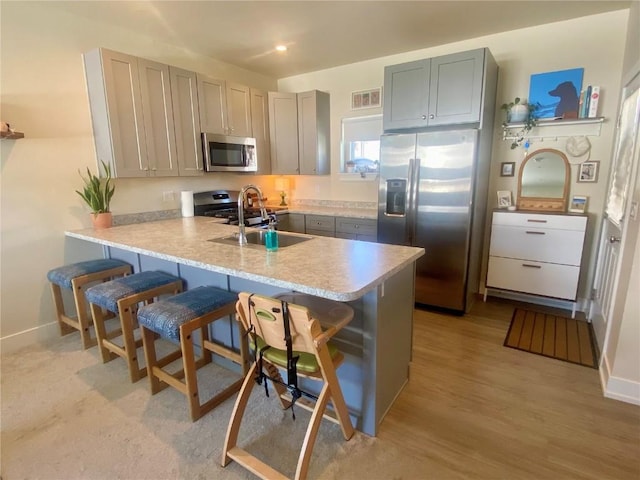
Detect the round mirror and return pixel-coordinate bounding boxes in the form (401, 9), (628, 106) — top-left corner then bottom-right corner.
(517, 148), (570, 211)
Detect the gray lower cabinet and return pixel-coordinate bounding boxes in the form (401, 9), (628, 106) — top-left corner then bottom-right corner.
(305, 214), (335, 237)
(383, 48), (494, 131)
(335, 218), (377, 242)
(278, 213), (377, 242)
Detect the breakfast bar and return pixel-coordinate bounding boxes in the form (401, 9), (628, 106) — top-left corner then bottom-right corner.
(66, 217), (424, 436)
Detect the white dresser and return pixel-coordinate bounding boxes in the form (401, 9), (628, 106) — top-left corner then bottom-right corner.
(485, 211), (588, 317)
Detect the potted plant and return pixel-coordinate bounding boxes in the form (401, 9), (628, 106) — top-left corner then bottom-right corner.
(76, 160), (115, 228)
(500, 98), (539, 149)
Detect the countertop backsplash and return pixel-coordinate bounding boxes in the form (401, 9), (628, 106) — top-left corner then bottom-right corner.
(112, 199), (378, 226)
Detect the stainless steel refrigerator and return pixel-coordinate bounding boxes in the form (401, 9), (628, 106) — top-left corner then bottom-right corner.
(377, 129), (489, 313)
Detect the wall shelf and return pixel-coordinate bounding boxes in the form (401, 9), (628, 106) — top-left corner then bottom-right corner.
(503, 117), (604, 141)
(0, 131), (25, 140)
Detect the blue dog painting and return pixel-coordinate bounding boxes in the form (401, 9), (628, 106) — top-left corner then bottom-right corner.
(528, 68), (584, 119)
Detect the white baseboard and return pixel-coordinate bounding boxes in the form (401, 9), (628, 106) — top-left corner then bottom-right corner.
(0, 321), (60, 356)
(599, 355), (640, 406)
(484, 288), (587, 315)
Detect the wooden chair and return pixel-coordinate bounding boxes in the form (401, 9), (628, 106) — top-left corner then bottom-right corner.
(137, 286), (249, 421)
(222, 292), (355, 480)
(47, 259), (132, 349)
(84, 271), (183, 382)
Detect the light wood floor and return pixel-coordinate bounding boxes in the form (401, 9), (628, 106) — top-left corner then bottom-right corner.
(380, 297), (640, 480)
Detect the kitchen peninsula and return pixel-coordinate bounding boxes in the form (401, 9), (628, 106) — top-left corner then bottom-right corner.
(66, 217), (424, 436)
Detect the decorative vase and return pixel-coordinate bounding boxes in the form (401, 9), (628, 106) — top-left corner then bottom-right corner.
(91, 212), (113, 229)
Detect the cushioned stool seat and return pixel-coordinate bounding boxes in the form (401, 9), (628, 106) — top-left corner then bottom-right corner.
(47, 259), (132, 349)
(137, 286), (248, 421)
(85, 270), (183, 382)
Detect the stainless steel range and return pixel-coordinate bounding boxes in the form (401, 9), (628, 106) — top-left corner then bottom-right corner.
(193, 190), (276, 227)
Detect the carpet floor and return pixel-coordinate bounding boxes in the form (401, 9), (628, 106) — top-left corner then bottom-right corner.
(0, 333), (430, 480)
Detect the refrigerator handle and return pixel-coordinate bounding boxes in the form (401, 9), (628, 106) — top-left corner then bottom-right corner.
(406, 158), (419, 245)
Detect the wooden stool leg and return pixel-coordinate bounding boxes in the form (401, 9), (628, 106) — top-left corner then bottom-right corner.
(200, 325), (213, 366)
(50, 283), (74, 336)
(72, 281), (97, 349)
(119, 303), (145, 383)
(90, 302), (116, 363)
(181, 326), (201, 421)
(141, 325), (166, 394)
(222, 362), (258, 467)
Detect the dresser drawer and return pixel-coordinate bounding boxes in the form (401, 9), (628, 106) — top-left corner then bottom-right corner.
(492, 211), (587, 231)
(489, 225), (585, 266)
(486, 256), (580, 300)
(335, 218), (377, 236)
(305, 215), (335, 233)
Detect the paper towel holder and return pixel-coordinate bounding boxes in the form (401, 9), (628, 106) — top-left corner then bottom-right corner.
(181, 190), (194, 217)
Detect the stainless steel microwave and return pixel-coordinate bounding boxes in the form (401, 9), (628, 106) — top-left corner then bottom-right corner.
(202, 132), (257, 172)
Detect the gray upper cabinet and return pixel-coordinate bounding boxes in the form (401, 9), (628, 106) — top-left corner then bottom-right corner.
(250, 88), (271, 174)
(84, 48), (201, 178)
(170, 67), (203, 176)
(197, 75), (252, 137)
(85, 49), (160, 177)
(268, 90), (330, 175)
(383, 48), (489, 131)
(138, 58), (178, 176)
(383, 59), (431, 131)
(297, 90), (330, 175)
(268, 92), (300, 174)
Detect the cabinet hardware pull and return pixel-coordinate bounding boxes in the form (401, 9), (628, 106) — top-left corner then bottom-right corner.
(527, 219), (547, 223)
(522, 263), (542, 269)
(525, 231), (545, 235)
(421, 115), (427, 120)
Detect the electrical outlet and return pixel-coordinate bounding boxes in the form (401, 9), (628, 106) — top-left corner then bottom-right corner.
(162, 191), (174, 202)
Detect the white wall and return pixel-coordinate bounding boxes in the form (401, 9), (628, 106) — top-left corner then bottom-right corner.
(277, 11), (629, 309)
(0, 3), (278, 351)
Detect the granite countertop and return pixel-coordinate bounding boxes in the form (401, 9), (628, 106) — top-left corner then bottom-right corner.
(66, 217), (423, 301)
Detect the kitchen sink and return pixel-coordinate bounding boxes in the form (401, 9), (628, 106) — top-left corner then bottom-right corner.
(208, 230), (312, 249)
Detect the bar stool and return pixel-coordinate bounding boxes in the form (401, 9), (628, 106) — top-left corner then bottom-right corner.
(137, 286), (249, 421)
(223, 292), (355, 480)
(85, 270), (183, 382)
(47, 259), (132, 349)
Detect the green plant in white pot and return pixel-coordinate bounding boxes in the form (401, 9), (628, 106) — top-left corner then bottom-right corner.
(500, 98), (539, 149)
(76, 160), (115, 228)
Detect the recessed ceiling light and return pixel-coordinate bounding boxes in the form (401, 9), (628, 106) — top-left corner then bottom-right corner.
(275, 45), (287, 52)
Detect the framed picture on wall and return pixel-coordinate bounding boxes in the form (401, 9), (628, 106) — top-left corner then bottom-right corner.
(578, 160), (600, 183)
(569, 195), (588, 213)
(529, 67), (584, 119)
(500, 162), (515, 177)
(352, 87), (382, 110)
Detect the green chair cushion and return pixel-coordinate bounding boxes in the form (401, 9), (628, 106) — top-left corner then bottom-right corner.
(251, 336), (339, 374)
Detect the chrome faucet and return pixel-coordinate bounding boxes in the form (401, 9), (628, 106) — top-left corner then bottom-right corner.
(237, 184), (269, 245)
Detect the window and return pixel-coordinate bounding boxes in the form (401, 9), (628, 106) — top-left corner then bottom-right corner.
(341, 114), (382, 174)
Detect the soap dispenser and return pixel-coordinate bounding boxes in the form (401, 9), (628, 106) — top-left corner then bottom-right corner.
(265, 220), (279, 252)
